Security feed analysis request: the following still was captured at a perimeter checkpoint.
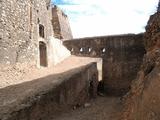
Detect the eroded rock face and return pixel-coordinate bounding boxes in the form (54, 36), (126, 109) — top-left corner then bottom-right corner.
(121, 5), (160, 120)
(144, 13), (160, 51)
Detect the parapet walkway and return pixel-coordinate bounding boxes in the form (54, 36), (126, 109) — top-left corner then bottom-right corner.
(0, 56), (101, 120)
(0, 56), (102, 89)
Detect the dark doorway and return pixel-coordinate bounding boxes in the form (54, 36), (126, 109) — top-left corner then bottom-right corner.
(89, 74), (98, 98)
(39, 24), (45, 38)
(39, 41), (47, 67)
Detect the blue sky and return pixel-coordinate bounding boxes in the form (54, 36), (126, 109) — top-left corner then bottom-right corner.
(52, 0), (159, 38)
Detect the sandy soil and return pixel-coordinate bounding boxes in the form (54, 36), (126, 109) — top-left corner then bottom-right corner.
(53, 96), (122, 120)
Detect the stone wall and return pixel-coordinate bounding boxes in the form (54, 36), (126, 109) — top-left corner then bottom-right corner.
(0, 0), (53, 66)
(64, 34), (146, 95)
(52, 5), (73, 40)
(0, 62), (98, 120)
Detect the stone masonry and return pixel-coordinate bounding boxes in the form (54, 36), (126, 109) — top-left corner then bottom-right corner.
(0, 0), (72, 67)
(0, 0), (53, 66)
(64, 34), (146, 95)
(1, 0), (160, 120)
(52, 5), (73, 40)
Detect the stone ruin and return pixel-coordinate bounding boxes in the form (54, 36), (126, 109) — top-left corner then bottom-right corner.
(52, 5), (73, 40)
(0, 0), (160, 120)
(0, 0), (72, 67)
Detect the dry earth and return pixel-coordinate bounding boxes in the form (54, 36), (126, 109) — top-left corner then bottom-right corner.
(0, 56), (102, 89)
(52, 96), (122, 120)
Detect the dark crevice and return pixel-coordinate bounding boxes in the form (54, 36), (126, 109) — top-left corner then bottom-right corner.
(97, 81), (104, 93)
(89, 80), (94, 98)
(144, 64), (155, 76)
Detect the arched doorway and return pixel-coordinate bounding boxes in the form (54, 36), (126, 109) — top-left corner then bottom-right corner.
(39, 41), (47, 67)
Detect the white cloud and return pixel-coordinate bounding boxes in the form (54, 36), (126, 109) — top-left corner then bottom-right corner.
(54, 0), (159, 38)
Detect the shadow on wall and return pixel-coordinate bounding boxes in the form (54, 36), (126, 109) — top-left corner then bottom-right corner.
(0, 63), (98, 120)
(63, 34), (146, 96)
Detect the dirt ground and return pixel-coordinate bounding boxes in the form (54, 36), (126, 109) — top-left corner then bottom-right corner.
(53, 96), (122, 120)
(0, 56), (119, 120)
(0, 56), (102, 89)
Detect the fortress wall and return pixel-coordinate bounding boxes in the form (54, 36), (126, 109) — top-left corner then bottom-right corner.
(64, 34), (146, 95)
(0, 62), (98, 120)
(0, 0), (53, 66)
(52, 6), (73, 40)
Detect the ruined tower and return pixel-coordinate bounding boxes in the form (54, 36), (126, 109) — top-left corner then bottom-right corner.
(52, 5), (73, 40)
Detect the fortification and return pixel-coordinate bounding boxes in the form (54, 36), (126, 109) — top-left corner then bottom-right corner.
(52, 5), (73, 40)
(0, 0), (160, 120)
(64, 34), (145, 95)
(0, 0), (71, 68)
(0, 0), (53, 66)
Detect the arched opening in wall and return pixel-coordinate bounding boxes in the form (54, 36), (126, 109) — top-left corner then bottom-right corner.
(46, 5), (50, 10)
(95, 58), (104, 95)
(39, 24), (45, 38)
(80, 48), (83, 52)
(88, 47), (92, 53)
(101, 48), (106, 53)
(39, 41), (48, 67)
(71, 48), (74, 52)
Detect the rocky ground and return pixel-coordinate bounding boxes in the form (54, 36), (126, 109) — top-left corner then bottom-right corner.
(52, 96), (122, 120)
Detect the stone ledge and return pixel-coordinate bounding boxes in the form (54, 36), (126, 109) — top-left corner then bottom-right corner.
(0, 62), (98, 120)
